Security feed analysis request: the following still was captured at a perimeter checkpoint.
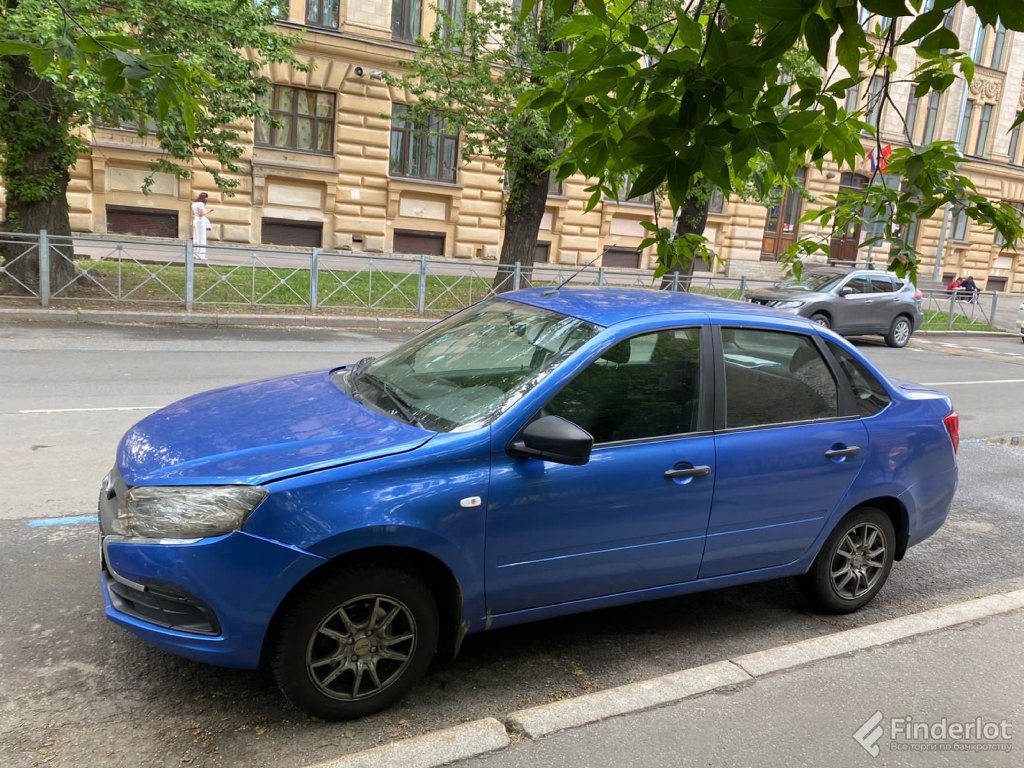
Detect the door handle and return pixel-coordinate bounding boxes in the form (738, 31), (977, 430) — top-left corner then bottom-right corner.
(664, 465), (711, 479)
(824, 446), (861, 460)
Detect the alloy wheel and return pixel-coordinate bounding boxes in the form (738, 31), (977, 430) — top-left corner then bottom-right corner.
(829, 523), (887, 600)
(306, 594), (417, 701)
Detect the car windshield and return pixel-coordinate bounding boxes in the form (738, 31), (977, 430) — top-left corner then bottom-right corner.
(344, 298), (599, 432)
(775, 271), (845, 292)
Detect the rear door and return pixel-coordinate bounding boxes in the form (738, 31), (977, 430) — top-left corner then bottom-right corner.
(866, 274), (900, 333)
(700, 326), (869, 578)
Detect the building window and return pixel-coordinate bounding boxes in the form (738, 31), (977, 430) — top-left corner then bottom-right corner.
(548, 174), (565, 196)
(974, 104), (994, 157)
(708, 187), (726, 214)
(255, 86), (335, 154)
(439, 0), (465, 45)
(951, 209), (969, 242)
(305, 0), (338, 27)
(392, 0), (422, 42)
(994, 202), (1024, 249)
(866, 75), (884, 126)
(957, 99), (974, 150)
(904, 92), (919, 143)
(1010, 124), (1023, 166)
(972, 21), (1008, 69)
(921, 92), (941, 144)
(389, 104), (459, 183)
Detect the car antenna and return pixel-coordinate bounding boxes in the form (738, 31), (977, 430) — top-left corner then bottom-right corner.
(541, 249), (609, 296)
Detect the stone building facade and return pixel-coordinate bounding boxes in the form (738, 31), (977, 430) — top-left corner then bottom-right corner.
(6, 2), (1024, 290)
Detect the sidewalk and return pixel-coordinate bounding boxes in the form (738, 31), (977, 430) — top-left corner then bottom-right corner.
(458, 608), (1022, 768)
(315, 591), (1024, 768)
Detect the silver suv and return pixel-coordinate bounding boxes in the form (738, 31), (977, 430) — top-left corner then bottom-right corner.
(747, 267), (924, 348)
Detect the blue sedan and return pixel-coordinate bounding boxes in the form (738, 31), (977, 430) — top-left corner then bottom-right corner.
(99, 288), (959, 719)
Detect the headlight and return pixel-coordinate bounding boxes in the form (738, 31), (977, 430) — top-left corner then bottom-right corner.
(112, 486), (267, 539)
(773, 300), (805, 309)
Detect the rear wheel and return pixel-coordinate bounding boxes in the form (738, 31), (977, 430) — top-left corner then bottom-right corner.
(797, 507), (895, 614)
(271, 566), (439, 720)
(885, 315), (912, 348)
(810, 313), (831, 329)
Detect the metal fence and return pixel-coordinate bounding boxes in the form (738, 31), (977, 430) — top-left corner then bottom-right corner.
(920, 289), (1003, 329)
(0, 230), (776, 315)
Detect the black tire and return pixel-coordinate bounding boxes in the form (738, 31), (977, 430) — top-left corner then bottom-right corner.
(809, 313), (831, 329)
(885, 315), (913, 348)
(797, 507), (896, 614)
(271, 565), (439, 720)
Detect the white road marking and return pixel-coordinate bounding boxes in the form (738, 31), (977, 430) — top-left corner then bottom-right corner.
(17, 406), (160, 414)
(921, 379), (1024, 386)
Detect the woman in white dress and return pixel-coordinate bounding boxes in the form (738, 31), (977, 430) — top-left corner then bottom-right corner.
(191, 193), (213, 260)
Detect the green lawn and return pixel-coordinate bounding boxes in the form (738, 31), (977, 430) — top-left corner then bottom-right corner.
(921, 308), (1004, 332)
(71, 259), (506, 313)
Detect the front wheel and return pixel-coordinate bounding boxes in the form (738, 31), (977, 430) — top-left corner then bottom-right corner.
(810, 313), (831, 329)
(885, 316), (913, 348)
(797, 507), (895, 614)
(271, 566), (439, 720)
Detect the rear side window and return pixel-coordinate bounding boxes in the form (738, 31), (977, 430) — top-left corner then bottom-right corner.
(870, 276), (896, 293)
(827, 341), (891, 416)
(721, 329), (838, 428)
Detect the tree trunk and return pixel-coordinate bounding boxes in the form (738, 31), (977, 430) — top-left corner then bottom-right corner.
(492, 164), (551, 293)
(660, 191), (711, 291)
(0, 53), (78, 296)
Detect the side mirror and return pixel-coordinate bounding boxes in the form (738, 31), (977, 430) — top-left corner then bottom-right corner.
(508, 415), (593, 466)
(838, 286), (855, 297)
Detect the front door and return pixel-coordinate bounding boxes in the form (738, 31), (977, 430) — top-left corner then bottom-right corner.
(830, 173), (868, 262)
(485, 326), (714, 614)
(700, 327), (869, 577)
(761, 168), (807, 261)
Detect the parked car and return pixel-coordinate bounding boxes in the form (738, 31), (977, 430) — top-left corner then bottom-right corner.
(99, 288), (959, 720)
(1017, 300), (1024, 343)
(746, 267), (924, 348)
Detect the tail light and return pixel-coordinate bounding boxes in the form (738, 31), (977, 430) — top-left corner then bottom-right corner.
(914, 289), (923, 300)
(943, 411), (960, 454)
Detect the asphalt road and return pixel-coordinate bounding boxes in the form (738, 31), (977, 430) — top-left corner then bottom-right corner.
(1, 322), (1023, 768)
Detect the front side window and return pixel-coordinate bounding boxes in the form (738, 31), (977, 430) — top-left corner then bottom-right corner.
(721, 329), (838, 428)
(347, 299), (597, 431)
(392, 0), (422, 42)
(545, 328), (703, 444)
(842, 276), (870, 294)
(389, 104), (459, 183)
(306, 0), (339, 27)
(255, 86), (335, 154)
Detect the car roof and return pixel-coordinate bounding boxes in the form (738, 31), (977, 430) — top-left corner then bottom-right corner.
(501, 287), (784, 327)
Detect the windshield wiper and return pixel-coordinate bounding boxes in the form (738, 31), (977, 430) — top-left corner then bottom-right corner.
(360, 373), (423, 427)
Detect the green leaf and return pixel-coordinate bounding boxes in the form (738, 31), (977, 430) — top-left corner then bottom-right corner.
(28, 48), (52, 74)
(581, 0), (609, 22)
(676, 16), (703, 49)
(999, 0), (1024, 31)
(0, 41), (38, 55)
(895, 9), (945, 45)
(835, 31), (861, 77)
(628, 163), (668, 199)
(859, 0), (912, 16)
(804, 15), (832, 69)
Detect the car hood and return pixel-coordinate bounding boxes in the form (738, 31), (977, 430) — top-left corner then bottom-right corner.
(117, 370), (432, 486)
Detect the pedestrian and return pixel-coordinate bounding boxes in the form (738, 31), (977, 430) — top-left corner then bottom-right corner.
(946, 276), (961, 294)
(960, 275), (978, 303)
(192, 193), (213, 261)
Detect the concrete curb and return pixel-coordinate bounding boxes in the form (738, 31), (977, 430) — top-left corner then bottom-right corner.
(506, 660), (751, 739)
(309, 588), (1024, 768)
(307, 718), (509, 768)
(0, 306), (436, 332)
